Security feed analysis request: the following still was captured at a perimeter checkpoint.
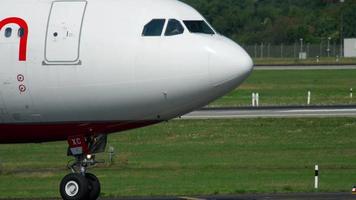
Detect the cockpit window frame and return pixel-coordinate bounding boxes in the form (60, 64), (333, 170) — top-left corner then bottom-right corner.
(142, 19), (166, 37)
(183, 20), (216, 35)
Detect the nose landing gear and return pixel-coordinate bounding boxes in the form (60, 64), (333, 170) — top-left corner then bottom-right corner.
(60, 135), (106, 200)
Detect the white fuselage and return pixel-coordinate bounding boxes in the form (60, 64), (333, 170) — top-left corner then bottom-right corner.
(0, 0), (253, 142)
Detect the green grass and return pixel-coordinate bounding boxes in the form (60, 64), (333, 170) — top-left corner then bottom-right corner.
(254, 57), (356, 65)
(210, 69), (356, 107)
(1, 118), (356, 198)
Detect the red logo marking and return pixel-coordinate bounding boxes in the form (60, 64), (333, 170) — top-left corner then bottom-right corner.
(0, 17), (28, 61)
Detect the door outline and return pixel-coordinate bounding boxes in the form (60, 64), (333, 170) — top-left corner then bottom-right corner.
(43, 0), (87, 65)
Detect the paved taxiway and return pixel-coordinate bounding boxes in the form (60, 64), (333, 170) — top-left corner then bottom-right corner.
(254, 64), (356, 70)
(182, 106), (356, 119)
(100, 192), (355, 200)
(15, 192), (355, 200)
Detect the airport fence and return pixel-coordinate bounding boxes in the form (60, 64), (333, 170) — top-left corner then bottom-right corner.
(242, 42), (344, 59)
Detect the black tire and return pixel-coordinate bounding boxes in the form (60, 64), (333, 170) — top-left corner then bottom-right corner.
(60, 173), (89, 200)
(86, 173), (101, 200)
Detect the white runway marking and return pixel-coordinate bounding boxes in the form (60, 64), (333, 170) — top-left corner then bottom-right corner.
(254, 65), (356, 70)
(280, 109), (356, 113)
(182, 107), (356, 119)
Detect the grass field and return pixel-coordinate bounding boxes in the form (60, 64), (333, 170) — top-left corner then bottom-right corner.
(210, 69), (356, 107)
(1, 118), (356, 198)
(253, 57), (356, 65)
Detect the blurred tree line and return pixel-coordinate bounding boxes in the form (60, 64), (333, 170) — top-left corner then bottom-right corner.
(181, 0), (356, 44)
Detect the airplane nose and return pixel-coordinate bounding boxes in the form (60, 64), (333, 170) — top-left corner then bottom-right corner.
(209, 37), (253, 86)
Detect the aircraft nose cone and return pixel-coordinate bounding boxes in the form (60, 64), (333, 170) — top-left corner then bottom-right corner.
(209, 37), (253, 86)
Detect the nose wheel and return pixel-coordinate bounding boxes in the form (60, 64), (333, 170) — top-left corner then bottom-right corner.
(86, 173), (101, 200)
(60, 134), (106, 200)
(60, 173), (88, 200)
(60, 173), (100, 200)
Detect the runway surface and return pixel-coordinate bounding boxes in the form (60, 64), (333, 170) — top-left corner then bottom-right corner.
(254, 65), (356, 70)
(9, 192), (356, 200)
(101, 193), (355, 200)
(10, 192), (355, 200)
(182, 105), (356, 119)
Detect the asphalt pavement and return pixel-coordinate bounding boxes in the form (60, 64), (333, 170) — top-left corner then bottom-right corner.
(182, 105), (356, 119)
(254, 64), (356, 70)
(100, 192), (355, 200)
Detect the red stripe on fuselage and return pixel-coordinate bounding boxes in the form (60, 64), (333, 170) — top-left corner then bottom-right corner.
(0, 120), (161, 144)
(0, 17), (28, 61)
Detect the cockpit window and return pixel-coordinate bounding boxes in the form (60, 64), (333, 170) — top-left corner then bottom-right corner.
(5, 27), (12, 38)
(18, 28), (25, 38)
(165, 19), (184, 36)
(142, 19), (166, 36)
(183, 20), (215, 35)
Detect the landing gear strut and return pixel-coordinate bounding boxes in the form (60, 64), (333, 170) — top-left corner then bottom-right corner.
(59, 134), (107, 200)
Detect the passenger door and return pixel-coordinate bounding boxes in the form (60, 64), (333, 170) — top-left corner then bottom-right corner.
(44, 1), (87, 65)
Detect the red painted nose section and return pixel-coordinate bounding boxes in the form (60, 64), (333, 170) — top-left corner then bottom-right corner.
(0, 120), (161, 144)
